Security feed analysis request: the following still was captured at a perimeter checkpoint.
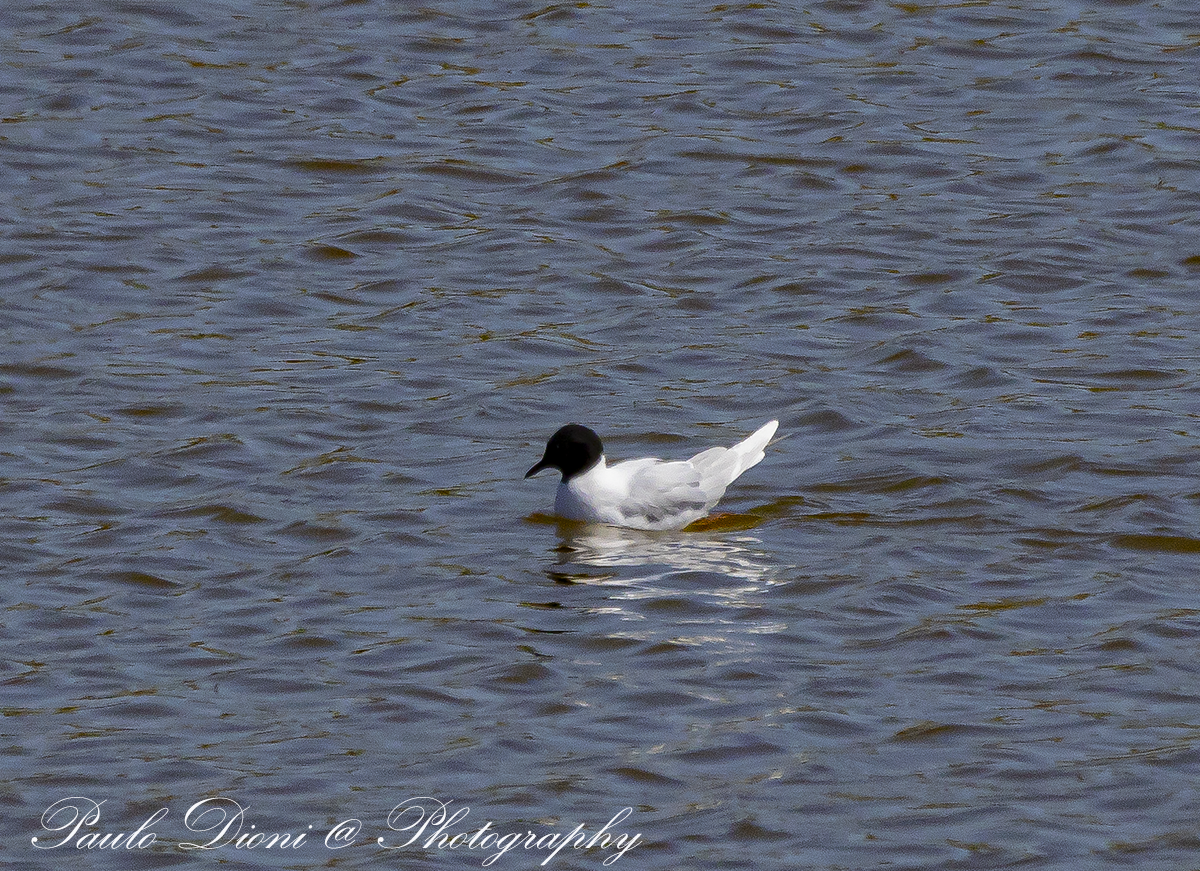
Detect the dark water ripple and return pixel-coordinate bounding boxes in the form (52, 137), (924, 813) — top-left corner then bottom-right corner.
(2, 1), (1200, 869)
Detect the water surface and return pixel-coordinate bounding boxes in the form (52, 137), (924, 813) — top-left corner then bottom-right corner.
(2, 1), (1199, 869)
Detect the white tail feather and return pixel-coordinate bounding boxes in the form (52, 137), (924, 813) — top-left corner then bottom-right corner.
(690, 420), (778, 498)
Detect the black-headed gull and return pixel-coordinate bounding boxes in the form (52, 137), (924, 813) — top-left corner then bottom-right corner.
(525, 420), (778, 531)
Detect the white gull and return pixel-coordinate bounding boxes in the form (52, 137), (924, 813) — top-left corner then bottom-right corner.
(525, 420), (778, 531)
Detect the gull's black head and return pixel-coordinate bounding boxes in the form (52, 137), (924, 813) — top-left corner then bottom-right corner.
(525, 424), (603, 482)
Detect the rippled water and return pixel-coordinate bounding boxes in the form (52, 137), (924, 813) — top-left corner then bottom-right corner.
(3, 1), (1199, 868)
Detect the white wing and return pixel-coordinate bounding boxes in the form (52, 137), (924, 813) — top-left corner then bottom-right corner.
(611, 421), (778, 530)
(617, 459), (714, 530)
(688, 420), (778, 498)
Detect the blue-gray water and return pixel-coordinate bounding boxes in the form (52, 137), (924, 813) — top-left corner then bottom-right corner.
(3, 1), (1199, 869)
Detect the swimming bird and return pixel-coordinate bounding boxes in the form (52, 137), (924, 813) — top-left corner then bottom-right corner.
(525, 420), (778, 531)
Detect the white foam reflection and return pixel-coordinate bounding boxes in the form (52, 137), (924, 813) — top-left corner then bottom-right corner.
(544, 522), (791, 644)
